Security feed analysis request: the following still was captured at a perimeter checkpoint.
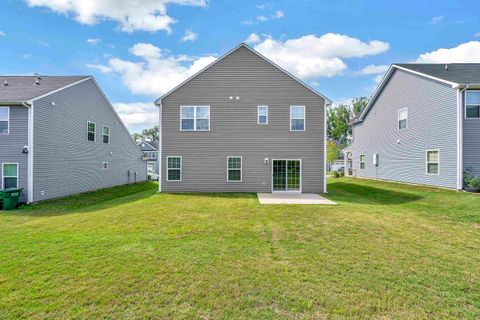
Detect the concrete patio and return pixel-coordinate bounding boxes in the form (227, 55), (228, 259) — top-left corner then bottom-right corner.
(257, 193), (337, 205)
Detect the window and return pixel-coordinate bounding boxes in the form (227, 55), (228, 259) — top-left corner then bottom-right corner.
(290, 106), (305, 131)
(147, 162), (155, 172)
(181, 106), (210, 131)
(227, 156), (242, 182)
(0, 107), (9, 134)
(102, 162), (108, 170)
(466, 91), (480, 118)
(426, 150), (439, 175)
(87, 121), (96, 142)
(102, 126), (110, 144)
(2, 163), (18, 189)
(167, 156), (182, 181)
(360, 154), (366, 169)
(258, 106), (268, 124)
(398, 108), (408, 130)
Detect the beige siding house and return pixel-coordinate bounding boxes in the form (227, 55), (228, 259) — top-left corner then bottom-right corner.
(155, 43), (331, 194)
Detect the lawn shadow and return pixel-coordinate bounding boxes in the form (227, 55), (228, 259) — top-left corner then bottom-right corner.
(10, 182), (159, 217)
(327, 182), (423, 205)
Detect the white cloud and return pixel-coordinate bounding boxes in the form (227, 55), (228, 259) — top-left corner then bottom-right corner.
(242, 9), (284, 25)
(113, 102), (158, 129)
(0, 31), (5, 37)
(245, 33), (261, 44)
(416, 41), (480, 63)
(24, 0), (207, 33)
(181, 30), (198, 42)
(252, 33), (390, 79)
(21, 53), (32, 59)
(87, 38), (101, 45)
(92, 42), (216, 97)
(358, 64), (389, 75)
(430, 15), (444, 24)
(474, 32), (480, 38)
(86, 63), (113, 73)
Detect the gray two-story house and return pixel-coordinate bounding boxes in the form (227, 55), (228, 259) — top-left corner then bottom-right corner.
(155, 43), (330, 194)
(0, 75), (146, 203)
(137, 140), (159, 174)
(345, 63), (480, 190)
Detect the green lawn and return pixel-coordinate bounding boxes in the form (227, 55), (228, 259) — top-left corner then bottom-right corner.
(1, 178), (480, 319)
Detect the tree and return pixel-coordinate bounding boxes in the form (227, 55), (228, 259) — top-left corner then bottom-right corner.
(141, 126), (159, 141)
(327, 140), (341, 163)
(131, 132), (143, 142)
(327, 104), (352, 146)
(352, 97), (369, 115)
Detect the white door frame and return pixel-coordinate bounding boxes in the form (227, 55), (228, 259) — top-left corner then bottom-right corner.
(271, 159), (302, 193)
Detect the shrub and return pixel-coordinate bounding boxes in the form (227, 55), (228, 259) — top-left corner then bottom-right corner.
(464, 168), (480, 189)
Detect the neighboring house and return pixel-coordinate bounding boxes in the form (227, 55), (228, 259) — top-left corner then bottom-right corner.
(345, 63), (480, 190)
(155, 43), (330, 193)
(137, 140), (159, 174)
(327, 139), (345, 172)
(0, 75), (147, 203)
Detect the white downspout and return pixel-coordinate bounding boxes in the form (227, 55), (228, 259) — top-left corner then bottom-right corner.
(22, 101), (34, 203)
(324, 101), (330, 193)
(157, 100), (162, 192)
(457, 85), (469, 190)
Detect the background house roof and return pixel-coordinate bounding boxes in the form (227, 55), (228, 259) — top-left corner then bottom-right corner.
(394, 63), (480, 85)
(137, 140), (158, 151)
(0, 76), (90, 102)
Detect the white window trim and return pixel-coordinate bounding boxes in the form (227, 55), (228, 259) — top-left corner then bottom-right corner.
(359, 154), (366, 170)
(102, 125), (110, 144)
(426, 149), (440, 175)
(465, 90), (480, 119)
(2, 162), (19, 189)
(102, 162), (108, 170)
(147, 162), (155, 172)
(166, 156), (182, 182)
(0, 106), (10, 135)
(227, 156), (242, 182)
(87, 121), (96, 142)
(290, 105), (305, 131)
(180, 106), (211, 131)
(398, 107), (408, 130)
(257, 105), (268, 125)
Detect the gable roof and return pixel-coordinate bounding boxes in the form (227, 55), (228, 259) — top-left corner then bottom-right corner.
(351, 63), (480, 125)
(0, 76), (91, 103)
(154, 43), (331, 105)
(138, 140), (158, 151)
(395, 63), (480, 86)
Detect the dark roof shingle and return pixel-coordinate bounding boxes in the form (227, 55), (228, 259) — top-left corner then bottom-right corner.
(394, 63), (480, 85)
(0, 76), (90, 102)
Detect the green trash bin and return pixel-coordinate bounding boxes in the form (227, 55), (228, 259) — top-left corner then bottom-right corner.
(0, 188), (23, 211)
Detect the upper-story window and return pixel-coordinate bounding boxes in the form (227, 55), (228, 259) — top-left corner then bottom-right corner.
(258, 106), (268, 124)
(290, 106), (305, 131)
(0, 107), (9, 134)
(87, 121), (96, 142)
(466, 91), (480, 118)
(398, 108), (408, 130)
(181, 106), (210, 131)
(102, 126), (110, 144)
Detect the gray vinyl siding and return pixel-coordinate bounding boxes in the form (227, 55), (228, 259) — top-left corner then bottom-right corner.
(32, 79), (146, 202)
(463, 91), (480, 176)
(161, 46), (325, 193)
(349, 69), (458, 189)
(0, 106), (29, 202)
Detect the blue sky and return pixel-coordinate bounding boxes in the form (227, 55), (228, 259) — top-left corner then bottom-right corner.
(1, 0), (479, 133)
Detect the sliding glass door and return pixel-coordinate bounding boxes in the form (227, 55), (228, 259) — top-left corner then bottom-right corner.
(272, 160), (301, 192)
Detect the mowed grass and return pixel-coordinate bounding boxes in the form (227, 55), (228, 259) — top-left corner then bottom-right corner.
(1, 178), (480, 319)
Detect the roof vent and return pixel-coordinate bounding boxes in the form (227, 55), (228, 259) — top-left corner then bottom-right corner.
(34, 73), (42, 85)
(3, 80), (8, 86)
(445, 64), (449, 71)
